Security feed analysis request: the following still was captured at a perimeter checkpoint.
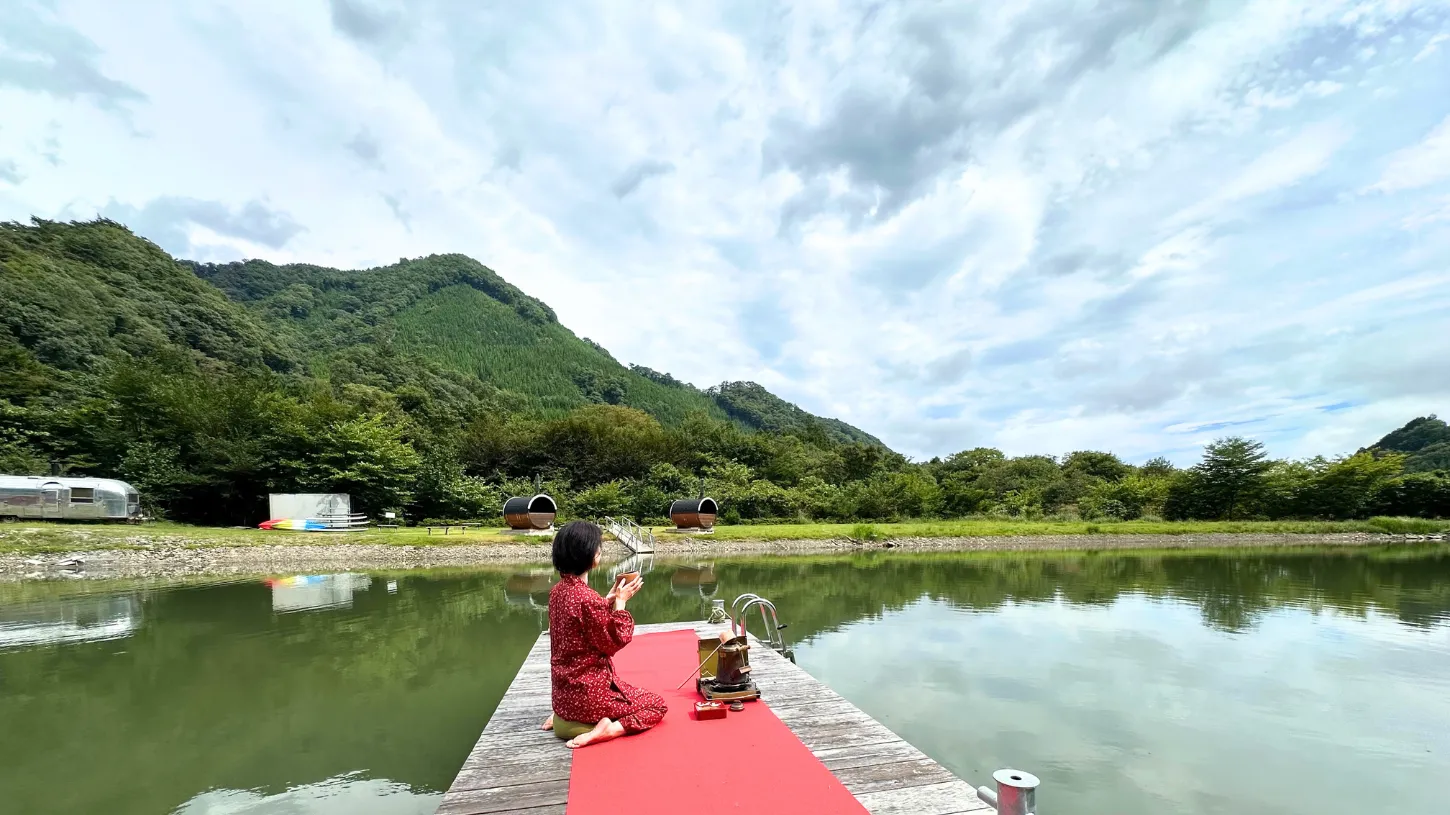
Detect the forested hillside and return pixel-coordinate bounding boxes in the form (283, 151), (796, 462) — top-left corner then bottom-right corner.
(0, 218), (292, 381)
(707, 381), (882, 446)
(187, 253), (875, 438)
(0, 219), (888, 523)
(1369, 416), (1450, 473)
(1, 218), (1446, 526)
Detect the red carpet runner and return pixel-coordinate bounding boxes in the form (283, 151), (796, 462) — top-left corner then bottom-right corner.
(566, 629), (869, 814)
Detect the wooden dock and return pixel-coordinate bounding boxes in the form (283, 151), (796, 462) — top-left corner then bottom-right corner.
(436, 620), (990, 815)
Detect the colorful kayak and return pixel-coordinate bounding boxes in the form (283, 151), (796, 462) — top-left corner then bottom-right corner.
(259, 518), (335, 531)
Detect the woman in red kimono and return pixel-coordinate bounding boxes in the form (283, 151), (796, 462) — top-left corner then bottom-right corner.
(539, 520), (667, 748)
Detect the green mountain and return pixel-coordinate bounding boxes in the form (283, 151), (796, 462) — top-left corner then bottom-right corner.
(10, 217), (1438, 527)
(187, 250), (881, 443)
(0, 218), (292, 393)
(707, 381), (882, 446)
(1369, 415), (1450, 473)
(3, 217), (881, 444)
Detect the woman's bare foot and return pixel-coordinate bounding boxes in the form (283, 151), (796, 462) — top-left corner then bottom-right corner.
(565, 718), (626, 748)
(540, 714), (554, 731)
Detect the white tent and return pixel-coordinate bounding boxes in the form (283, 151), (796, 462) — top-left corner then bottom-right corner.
(267, 493), (351, 519)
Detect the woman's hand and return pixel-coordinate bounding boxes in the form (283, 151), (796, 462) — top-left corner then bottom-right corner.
(611, 575), (643, 611)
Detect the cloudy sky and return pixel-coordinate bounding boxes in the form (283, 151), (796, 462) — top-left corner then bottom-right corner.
(2, 0), (1448, 463)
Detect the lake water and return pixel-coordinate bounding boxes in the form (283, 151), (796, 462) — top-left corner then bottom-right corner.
(2, 546), (1448, 814)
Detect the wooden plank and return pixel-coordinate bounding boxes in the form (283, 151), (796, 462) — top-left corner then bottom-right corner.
(854, 780), (993, 815)
(496, 677), (551, 689)
(769, 700), (877, 726)
(490, 676), (551, 690)
(439, 806), (564, 815)
(488, 697), (551, 717)
(759, 685), (850, 708)
(434, 779), (569, 815)
(452, 750), (567, 790)
(813, 740), (929, 771)
(483, 711), (551, 731)
(489, 691), (552, 708)
(793, 724), (906, 753)
(834, 758), (959, 795)
(455, 729), (571, 751)
(482, 710), (552, 732)
(456, 742), (567, 773)
(437, 619), (992, 815)
(450, 758), (569, 791)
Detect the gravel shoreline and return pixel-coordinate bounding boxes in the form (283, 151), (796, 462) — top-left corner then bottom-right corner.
(2, 531), (1440, 581)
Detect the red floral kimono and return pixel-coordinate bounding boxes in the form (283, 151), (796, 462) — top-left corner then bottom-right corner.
(548, 574), (667, 733)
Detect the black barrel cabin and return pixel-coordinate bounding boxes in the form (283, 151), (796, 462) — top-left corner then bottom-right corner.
(503, 494), (557, 530)
(669, 497), (718, 530)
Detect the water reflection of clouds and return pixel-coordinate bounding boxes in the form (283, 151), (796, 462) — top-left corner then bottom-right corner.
(799, 594), (1450, 815)
(0, 594), (142, 650)
(173, 772), (439, 815)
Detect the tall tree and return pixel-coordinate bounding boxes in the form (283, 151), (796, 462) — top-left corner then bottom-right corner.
(1140, 456), (1177, 477)
(1372, 471), (1450, 519)
(1195, 437), (1272, 519)
(1300, 452), (1405, 520)
(1062, 450), (1131, 482)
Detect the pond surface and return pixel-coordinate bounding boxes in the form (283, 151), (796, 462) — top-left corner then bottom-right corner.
(2, 545), (1448, 814)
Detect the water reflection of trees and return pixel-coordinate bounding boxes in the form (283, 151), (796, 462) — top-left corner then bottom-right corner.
(0, 572), (544, 815)
(628, 546), (1450, 641)
(2, 547), (1446, 813)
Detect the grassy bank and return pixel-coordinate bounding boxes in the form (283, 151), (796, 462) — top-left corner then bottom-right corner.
(690, 540), (1450, 569)
(0, 521), (531, 555)
(673, 517), (1450, 541)
(3, 516), (1446, 557)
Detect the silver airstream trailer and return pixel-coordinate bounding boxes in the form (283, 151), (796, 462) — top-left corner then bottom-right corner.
(0, 475), (141, 521)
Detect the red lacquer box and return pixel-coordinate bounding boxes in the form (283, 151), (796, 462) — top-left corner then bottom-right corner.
(695, 701), (727, 720)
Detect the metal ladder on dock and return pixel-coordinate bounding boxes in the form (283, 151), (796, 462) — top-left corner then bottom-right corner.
(727, 593), (790, 658)
(603, 516), (655, 554)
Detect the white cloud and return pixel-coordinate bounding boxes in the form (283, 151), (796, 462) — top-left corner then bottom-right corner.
(1128, 228), (1214, 280)
(2, 0), (1449, 464)
(1218, 123), (1352, 202)
(1368, 115), (1450, 193)
(1402, 195), (1450, 229)
(1415, 32), (1449, 61)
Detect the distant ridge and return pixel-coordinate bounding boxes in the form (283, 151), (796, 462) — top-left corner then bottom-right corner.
(0, 217), (880, 446)
(1367, 415), (1450, 473)
(188, 252), (884, 443)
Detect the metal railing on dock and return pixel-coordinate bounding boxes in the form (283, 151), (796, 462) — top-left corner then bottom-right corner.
(603, 516), (655, 554)
(729, 593), (789, 655)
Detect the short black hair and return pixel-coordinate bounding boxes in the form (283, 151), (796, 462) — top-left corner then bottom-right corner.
(552, 520), (602, 576)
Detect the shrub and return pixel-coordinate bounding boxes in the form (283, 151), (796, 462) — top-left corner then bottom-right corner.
(572, 480), (627, 519)
(1368, 516), (1450, 534)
